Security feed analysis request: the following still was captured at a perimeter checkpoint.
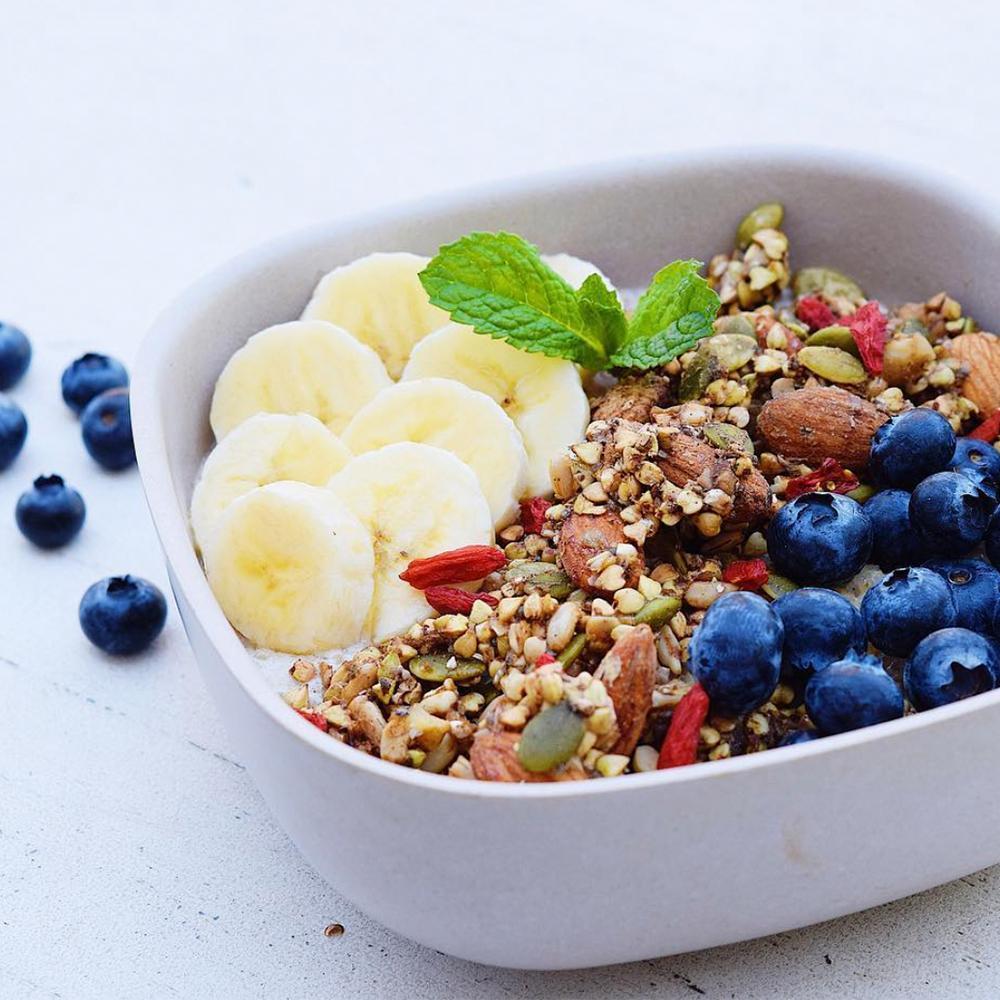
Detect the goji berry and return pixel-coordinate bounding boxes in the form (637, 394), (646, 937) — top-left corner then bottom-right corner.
(519, 497), (551, 535)
(795, 296), (837, 331)
(424, 586), (499, 615)
(534, 653), (557, 666)
(295, 709), (329, 732)
(657, 683), (710, 768)
(399, 545), (506, 588)
(785, 458), (859, 499)
(969, 410), (1000, 443)
(722, 558), (769, 591)
(845, 301), (887, 375)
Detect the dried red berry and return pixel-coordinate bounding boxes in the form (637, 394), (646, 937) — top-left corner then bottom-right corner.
(534, 653), (558, 666)
(722, 558), (769, 591)
(520, 497), (552, 535)
(795, 296), (837, 332)
(424, 586), (499, 615)
(295, 709), (329, 732)
(657, 683), (710, 769)
(969, 410), (1000, 443)
(784, 458), (860, 499)
(845, 301), (888, 375)
(399, 545), (506, 588)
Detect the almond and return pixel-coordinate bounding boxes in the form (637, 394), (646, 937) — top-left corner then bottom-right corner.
(557, 510), (644, 594)
(592, 372), (672, 424)
(658, 431), (770, 523)
(469, 729), (587, 782)
(947, 332), (1000, 415)
(595, 624), (656, 756)
(757, 386), (887, 469)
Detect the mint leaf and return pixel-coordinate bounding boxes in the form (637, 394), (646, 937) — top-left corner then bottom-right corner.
(611, 260), (720, 369)
(576, 273), (628, 355)
(419, 232), (611, 369)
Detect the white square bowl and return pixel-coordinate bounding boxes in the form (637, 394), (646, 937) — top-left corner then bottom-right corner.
(131, 150), (1000, 970)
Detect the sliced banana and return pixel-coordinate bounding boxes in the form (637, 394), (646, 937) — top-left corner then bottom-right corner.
(190, 413), (352, 552)
(401, 324), (590, 496)
(301, 252), (450, 378)
(328, 443), (493, 642)
(542, 252), (614, 292)
(203, 481), (374, 654)
(209, 319), (391, 440)
(342, 378), (529, 528)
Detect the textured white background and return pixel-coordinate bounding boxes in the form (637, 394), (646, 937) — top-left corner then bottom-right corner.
(2, 1), (999, 997)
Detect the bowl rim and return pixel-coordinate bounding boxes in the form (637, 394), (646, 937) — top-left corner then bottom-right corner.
(132, 146), (1000, 800)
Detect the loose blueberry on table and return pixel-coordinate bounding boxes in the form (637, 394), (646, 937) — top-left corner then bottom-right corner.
(0, 395), (28, 471)
(79, 575), (167, 655)
(16, 474), (86, 549)
(61, 352), (129, 414)
(80, 387), (135, 470)
(0, 321), (32, 390)
(183, 201), (1000, 780)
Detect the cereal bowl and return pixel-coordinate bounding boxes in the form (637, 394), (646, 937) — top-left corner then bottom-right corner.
(132, 150), (1000, 969)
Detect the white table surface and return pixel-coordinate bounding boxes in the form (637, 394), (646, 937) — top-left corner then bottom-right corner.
(2, 1), (999, 996)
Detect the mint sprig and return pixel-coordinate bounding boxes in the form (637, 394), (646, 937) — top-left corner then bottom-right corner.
(418, 232), (720, 371)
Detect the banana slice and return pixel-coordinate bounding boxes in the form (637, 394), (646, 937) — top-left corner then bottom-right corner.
(190, 413), (352, 552)
(328, 443), (492, 642)
(209, 320), (391, 440)
(401, 324), (590, 496)
(542, 253), (614, 292)
(203, 481), (374, 654)
(342, 378), (529, 528)
(301, 252), (450, 378)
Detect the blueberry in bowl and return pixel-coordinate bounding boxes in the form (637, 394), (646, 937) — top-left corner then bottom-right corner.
(80, 387), (135, 470)
(804, 653), (904, 735)
(61, 352), (129, 414)
(15, 474), (86, 548)
(772, 587), (866, 675)
(0, 321), (32, 390)
(863, 488), (928, 570)
(0, 395), (28, 470)
(904, 628), (1000, 711)
(767, 492), (873, 586)
(688, 591), (784, 716)
(79, 575), (167, 655)
(861, 566), (956, 658)
(987, 509), (1000, 570)
(923, 558), (1000, 633)
(910, 471), (995, 557)
(778, 729), (821, 747)
(868, 408), (956, 490)
(949, 437), (1000, 494)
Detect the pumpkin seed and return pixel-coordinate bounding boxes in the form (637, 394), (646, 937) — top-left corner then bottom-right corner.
(797, 345), (867, 384)
(703, 422), (755, 456)
(713, 314), (756, 340)
(409, 653), (484, 685)
(706, 334), (757, 372)
(793, 266), (864, 305)
(805, 325), (860, 357)
(762, 573), (798, 600)
(679, 346), (725, 402)
(556, 632), (587, 670)
(632, 595), (681, 631)
(737, 202), (784, 249)
(503, 560), (573, 598)
(517, 701), (586, 772)
(900, 317), (931, 339)
(847, 484), (876, 503)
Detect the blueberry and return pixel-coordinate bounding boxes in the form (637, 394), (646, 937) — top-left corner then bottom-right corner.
(61, 352), (129, 414)
(772, 588), (866, 675)
(766, 493), (873, 586)
(910, 471), (995, 557)
(15, 474), (85, 548)
(805, 654), (904, 735)
(80, 387), (135, 470)
(869, 408), (956, 489)
(778, 729), (821, 747)
(688, 591), (784, 715)
(0, 395), (27, 470)
(860, 566), (956, 657)
(79, 575), (167, 655)
(0, 322), (31, 390)
(904, 628), (1000, 711)
(923, 558), (1000, 633)
(949, 437), (1000, 494)
(988, 510), (1000, 570)
(861, 489), (928, 571)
